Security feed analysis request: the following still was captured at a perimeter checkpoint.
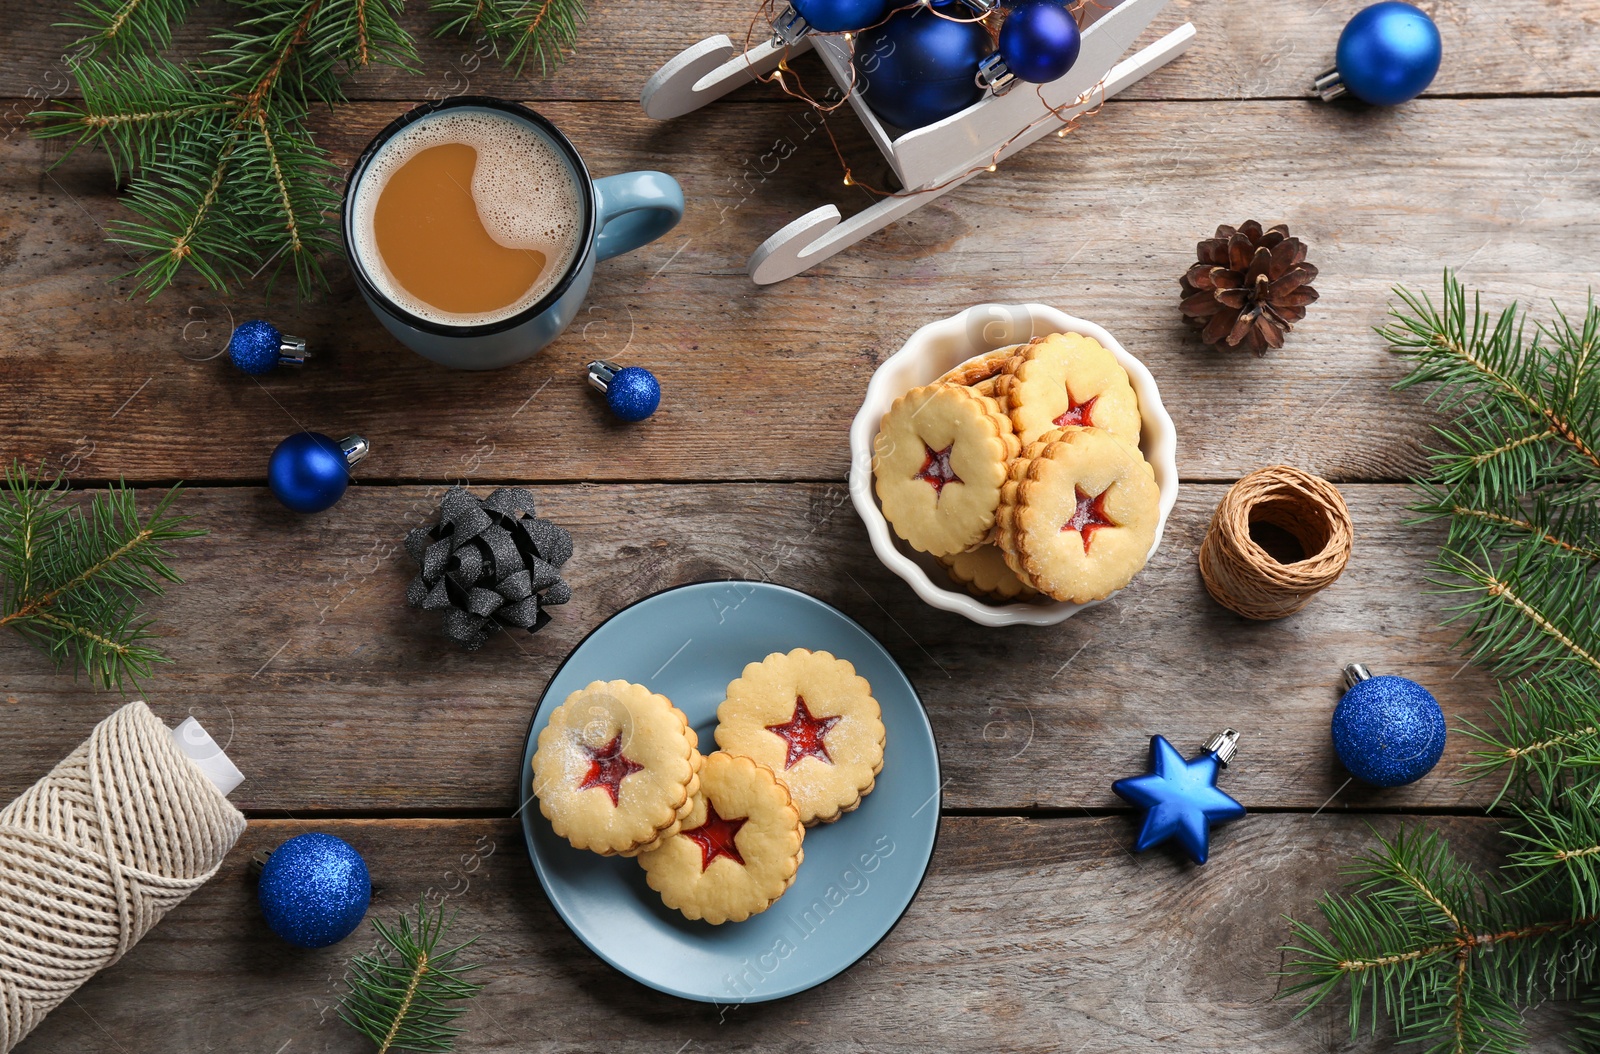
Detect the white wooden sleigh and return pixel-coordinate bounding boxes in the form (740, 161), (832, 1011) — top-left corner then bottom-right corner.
(639, 0), (1195, 283)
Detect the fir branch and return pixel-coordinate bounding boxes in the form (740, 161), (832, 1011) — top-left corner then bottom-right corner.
(340, 900), (483, 1054)
(431, 0), (585, 75)
(0, 464), (204, 691)
(61, 0), (197, 56)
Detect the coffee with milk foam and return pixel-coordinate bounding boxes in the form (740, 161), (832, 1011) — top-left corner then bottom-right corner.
(352, 109), (583, 327)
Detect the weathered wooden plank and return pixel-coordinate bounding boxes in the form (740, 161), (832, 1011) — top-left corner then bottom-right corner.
(10, 815), (1569, 1054)
(1, 0), (1595, 104)
(0, 483), (1503, 813)
(4, 97), (1598, 484)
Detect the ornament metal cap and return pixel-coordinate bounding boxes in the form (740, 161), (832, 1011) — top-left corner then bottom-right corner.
(339, 433), (371, 467)
(771, 4), (810, 45)
(977, 52), (1016, 95)
(585, 359), (622, 393)
(1343, 662), (1374, 690)
(1204, 728), (1241, 767)
(1313, 67), (1347, 102)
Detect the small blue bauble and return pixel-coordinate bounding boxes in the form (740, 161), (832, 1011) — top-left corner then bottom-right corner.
(258, 833), (371, 948)
(1332, 674), (1446, 787)
(998, 0), (1081, 84)
(228, 320), (284, 375)
(607, 366), (661, 422)
(1335, 2), (1441, 106)
(854, 1), (990, 130)
(792, 0), (891, 33)
(269, 432), (351, 513)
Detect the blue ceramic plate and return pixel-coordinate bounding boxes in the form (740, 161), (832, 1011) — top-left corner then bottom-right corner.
(520, 581), (940, 1003)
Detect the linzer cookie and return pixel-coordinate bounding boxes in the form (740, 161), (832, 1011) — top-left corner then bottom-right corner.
(638, 751), (805, 925)
(996, 332), (1142, 446)
(937, 543), (1040, 602)
(532, 680), (700, 855)
(938, 345), (1019, 397)
(873, 383), (1019, 556)
(715, 648), (885, 826)
(996, 427), (1161, 604)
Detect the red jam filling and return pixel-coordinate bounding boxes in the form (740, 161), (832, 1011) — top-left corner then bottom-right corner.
(914, 443), (961, 498)
(1053, 393), (1099, 428)
(576, 734), (645, 807)
(1062, 486), (1116, 553)
(765, 696), (843, 769)
(683, 802), (748, 871)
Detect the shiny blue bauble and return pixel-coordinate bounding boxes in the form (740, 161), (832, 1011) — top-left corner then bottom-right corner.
(792, 0), (892, 33)
(1335, 1), (1441, 106)
(606, 366), (661, 422)
(998, 0), (1081, 84)
(227, 319), (284, 375)
(269, 432), (351, 513)
(1332, 675), (1446, 787)
(258, 833), (371, 948)
(854, 1), (990, 130)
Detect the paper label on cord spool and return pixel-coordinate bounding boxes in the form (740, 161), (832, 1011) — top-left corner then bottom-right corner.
(170, 715), (245, 797)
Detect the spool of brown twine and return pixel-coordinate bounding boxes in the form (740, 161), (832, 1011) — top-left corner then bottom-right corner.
(1198, 465), (1353, 620)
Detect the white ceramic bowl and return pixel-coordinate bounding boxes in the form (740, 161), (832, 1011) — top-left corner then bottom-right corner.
(848, 303), (1180, 627)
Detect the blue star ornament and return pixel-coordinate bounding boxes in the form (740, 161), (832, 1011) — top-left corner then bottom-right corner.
(1112, 733), (1246, 864)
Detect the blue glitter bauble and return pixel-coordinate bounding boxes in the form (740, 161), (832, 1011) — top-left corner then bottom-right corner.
(258, 833), (370, 948)
(606, 366), (660, 422)
(1332, 675), (1446, 787)
(853, 2), (989, 130)
(998, 0), (1081, 84)
(269, 432), (350, 513)
(792, 0), (891, 33)
(228, 319), (284, 375)
(1335, 2), (1441, 106)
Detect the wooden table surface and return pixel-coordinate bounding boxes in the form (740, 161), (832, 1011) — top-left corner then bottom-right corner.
(2, 0), (1594, 1049)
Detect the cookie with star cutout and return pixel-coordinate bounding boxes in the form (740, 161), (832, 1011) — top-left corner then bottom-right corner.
(532, 680), (701, 856)
(995, 427), (1161, 604)
(715, 648), (885, 826)
(938, 345), (1019, 397)
(638, 751), (806, 924)
(995, 332), (1143, 447)
(873, 383), (1020, 557)
(936, 543), (1041, 602)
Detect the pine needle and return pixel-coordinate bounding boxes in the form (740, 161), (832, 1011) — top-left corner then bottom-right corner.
(339, 900), (484, 1054)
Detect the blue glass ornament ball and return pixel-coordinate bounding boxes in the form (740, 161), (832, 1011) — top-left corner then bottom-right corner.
(1335, 1), (1441, 106)
(792, 0), (892, 33)
(269, 432), (351, 513)
(854, 2), (990, 130)
(227, 319), (283, 375)
(257, 833), (371, 948)
(1331, 675), (1446, 787)
(606, 366), (661, 422)
(999, 0), (1081, 84)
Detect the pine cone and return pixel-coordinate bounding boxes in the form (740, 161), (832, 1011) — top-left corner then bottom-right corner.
(1179, 221), (1319, 355)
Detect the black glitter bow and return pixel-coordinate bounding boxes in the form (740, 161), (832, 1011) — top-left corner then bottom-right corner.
(404, 487), (573, 650)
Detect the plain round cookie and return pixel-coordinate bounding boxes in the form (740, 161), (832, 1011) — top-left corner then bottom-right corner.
(638, 752), (805, 925)
(715, 648), (885, 826)
(995, 333), (1142, 446)
(532, 680), (698, 855)
(937, 543), (1040, 602)
(873, 384), (1020, 556)
(996, 427), (1160, 603)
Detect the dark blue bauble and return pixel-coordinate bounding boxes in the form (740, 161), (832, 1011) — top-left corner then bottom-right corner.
(793, 0), (892, 33)
(1335, 2), (1441, 106)
(606, 366), (661, 422)
(998, 0), (1081, 84)
(258, 833), (371, 948)
(1332, 675), (1446, 786)
(853, 2), (990, 130)
(228, 319), (284, 375)
(269, 432), (351, 513)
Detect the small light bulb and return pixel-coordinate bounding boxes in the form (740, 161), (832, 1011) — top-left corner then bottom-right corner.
(1057, 129), (1068, 137)
(986, 164), (997, 172)
(843, 31), (853, 40)
(843, 174), (854, 186)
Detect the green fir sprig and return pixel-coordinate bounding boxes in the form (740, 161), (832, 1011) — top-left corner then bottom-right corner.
(340, 900), (484, 1054)
(1283, 274), (1600, 1054)
(0, 463), (204, 690)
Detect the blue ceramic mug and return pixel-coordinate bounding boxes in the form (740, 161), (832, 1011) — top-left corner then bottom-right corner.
(343, 96), (683, 370)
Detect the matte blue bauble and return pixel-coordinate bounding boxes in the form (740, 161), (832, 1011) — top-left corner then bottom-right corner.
(269, 432), (351, 513)
(853, 2), (989, 130)
(258, 833), (371, 948)
(998, 0), (1081, 84)
(227, 319), (284, 375)
(792, 0), (892, 33)
(1332, 675), (1446, 786)
(1112, 735), (1245, 865)
(606, 366), (661, 422)
(1335, 2), (1441, 106)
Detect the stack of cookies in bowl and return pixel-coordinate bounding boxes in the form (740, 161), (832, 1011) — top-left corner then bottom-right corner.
(872, 331), (1163, 606)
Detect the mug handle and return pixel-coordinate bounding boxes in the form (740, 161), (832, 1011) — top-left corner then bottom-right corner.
(592, 172), (685, 262)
